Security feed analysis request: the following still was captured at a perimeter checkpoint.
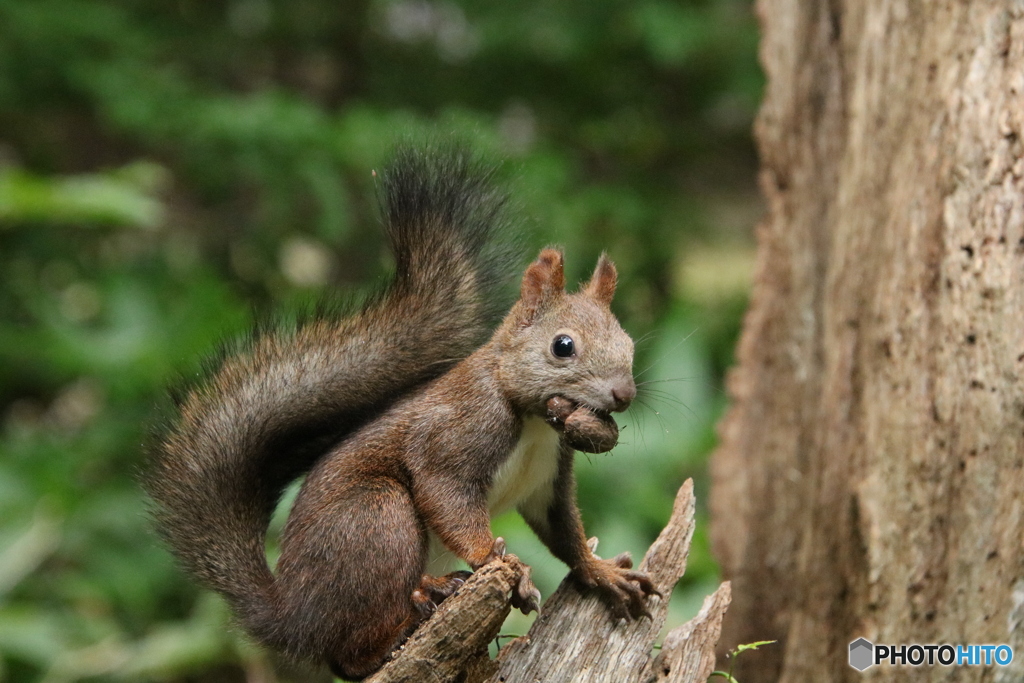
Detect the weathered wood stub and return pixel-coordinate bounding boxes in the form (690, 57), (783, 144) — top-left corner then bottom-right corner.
(366, 479), (730, 683)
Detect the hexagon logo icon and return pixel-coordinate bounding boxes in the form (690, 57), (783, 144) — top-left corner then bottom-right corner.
(849, 638), (874, 671)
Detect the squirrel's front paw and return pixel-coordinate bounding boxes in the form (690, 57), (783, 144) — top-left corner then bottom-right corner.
(502, 554), (541, 615)
(472, 536), (508, 569)
(574, 553), (658, 621)
(473, 538), (541, 614)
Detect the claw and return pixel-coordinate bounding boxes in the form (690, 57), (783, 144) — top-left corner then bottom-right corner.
(418, 570), (473, 604)
(622, 569), (661, 598)
(471, 541), (542, 614)
(607, 586), (631, 621)
(612, 551), (633, 569)
(410, 589), (437, 620)
(617, 577), (650, 619)
(516, 574), (541, 614)
(473, 537), (509, 570)
(575, 556), (657, 623)
(507, 555), (542, 614)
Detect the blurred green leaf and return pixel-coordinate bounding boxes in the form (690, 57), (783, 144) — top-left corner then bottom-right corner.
(0, 165), (165, 228)
(0, 505), (62, 597)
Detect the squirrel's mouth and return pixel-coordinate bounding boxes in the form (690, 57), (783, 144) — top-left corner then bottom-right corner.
(583, 404), (612, 419)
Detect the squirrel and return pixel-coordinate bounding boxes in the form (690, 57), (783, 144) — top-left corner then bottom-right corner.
(146, 145), (656, 681)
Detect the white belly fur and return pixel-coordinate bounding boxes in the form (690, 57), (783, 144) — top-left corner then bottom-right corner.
(487, 416), (562, 517)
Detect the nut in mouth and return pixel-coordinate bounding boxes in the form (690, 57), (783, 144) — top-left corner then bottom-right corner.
(545, 395), (619, 453)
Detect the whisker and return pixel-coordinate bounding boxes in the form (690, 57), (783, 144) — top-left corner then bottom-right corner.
(637, 389), (688, 408)
(626, 403), (650, 454)
(636, 376), (699, 386)
(632, 330), (659, 348)
(633, 327), (701, 381)
(634, 397), (673, 435)
(636, 376), (728, 398)
(637, 388), (698, 422)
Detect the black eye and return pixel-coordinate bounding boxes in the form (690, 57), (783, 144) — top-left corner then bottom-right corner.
(552, 334), (575, 358)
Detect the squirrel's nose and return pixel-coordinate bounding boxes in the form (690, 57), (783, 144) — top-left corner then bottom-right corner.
(610, 379), (636, 412)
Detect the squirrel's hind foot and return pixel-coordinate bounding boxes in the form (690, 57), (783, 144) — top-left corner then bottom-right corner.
(417, 570), (472, 607)
(411, 570), (473, 619)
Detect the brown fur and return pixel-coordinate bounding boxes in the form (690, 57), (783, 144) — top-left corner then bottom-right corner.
(147, 150), (654, 681)
(277, 249), (654, 678)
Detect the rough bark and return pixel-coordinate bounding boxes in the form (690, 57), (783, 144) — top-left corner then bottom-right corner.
(711, 2), (1024, 682)
(645, 582), (732, 683)
(368, 479), (729, 683)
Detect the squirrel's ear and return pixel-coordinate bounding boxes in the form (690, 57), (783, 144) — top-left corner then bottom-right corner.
(519, 248), (565, 323)
(584, 253), (617, 306)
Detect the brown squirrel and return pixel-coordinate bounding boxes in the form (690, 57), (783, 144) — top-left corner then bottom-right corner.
(146, 145), (655, 680)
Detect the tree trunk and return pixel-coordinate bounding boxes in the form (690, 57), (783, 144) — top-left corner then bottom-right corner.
(711, 1), (1024, 681)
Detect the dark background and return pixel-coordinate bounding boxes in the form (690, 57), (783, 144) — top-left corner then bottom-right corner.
(0, 1), (761, 680)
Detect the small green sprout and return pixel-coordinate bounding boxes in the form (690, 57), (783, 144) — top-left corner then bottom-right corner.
(709, 640), (777, 683)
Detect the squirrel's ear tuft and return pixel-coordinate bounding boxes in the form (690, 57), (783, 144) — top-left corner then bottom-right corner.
(519, 248), (565, 323)
(584, 253), (617, 306)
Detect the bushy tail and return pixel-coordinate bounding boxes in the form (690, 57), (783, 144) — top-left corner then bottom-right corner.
(144, 144), (515, 649)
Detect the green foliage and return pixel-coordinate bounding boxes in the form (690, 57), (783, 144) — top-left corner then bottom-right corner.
(0, 0), (760, 680)
(0, 164), (164, 228)
(711, 640), (777, 682)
